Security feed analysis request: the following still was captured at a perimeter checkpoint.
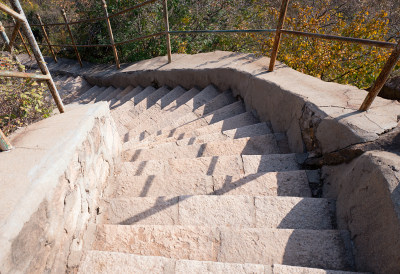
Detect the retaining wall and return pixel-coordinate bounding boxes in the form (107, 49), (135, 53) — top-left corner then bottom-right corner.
(0, 103), (121, 273)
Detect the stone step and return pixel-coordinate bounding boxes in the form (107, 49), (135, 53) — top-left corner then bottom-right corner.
(132, 122), (272, 150)
(124, 86), (188, 129)
(61, 76), (92, 103)
(128, 86), (171, 118)
(272, 264), (368, 274)
(80, 86), (108, 103)
(127, 111), (259, 147)
(126, 87), (199, 133)
(123, 135), (281, 162)
(193, 90), (237, 117)
(118, 154), (301, 177)
(102, 87), (123, 102)
(110, 86), (144, 110)
(92, 86), (119, 103)
(79, 251), (364, 274)
(124, 85), (221, 140)
(158, 100), (246, 137)
(116, 86), (172, 134)
(93, 225), (354, 270)
(75, 86), (106, 104)
(113, 86), (161, 135)
(109, 85), (134, 107)
(105, 170), (311, 198)
(102, 196), (335, 230)
(89, 86), (115, 103)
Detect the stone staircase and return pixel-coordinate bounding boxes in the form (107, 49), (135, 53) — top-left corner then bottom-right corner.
(51, 74), (366, 273)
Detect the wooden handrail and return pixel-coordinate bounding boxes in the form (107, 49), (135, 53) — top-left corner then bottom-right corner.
(5, 0), (398, 111)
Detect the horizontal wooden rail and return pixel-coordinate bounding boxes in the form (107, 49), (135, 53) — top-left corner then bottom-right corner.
(169, 29), (276, 34)
(38, 43), (111, 47)
(281, 29), (397, 49)
(0, 70), (51, 80)
(0, 3), (25, 22)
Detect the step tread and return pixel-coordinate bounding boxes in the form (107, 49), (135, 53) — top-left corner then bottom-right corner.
(126, 87), (199, 132)
(102, 196), (335, 230)
(109, 85), (134, 106)
(126, 111), (259, 147)
(119, 154), (300, 177)
(93, 225), (354, 270)
(91, 86), (115, 103)
(131, 122), (272, 150)
(117, 86), (171, 131)
(79, 251), (365, 274)
(159, 100), (246, 137)
(110, 86), (144, 109)
(124, 85), (220, 141)
(123, 135), (281, 161)
(105, 170), (312, 198)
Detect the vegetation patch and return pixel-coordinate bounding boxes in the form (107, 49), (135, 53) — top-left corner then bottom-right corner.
(0, 51), (53, 136)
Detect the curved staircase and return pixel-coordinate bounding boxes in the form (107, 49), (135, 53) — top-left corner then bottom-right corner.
(51, 75), (366, 273)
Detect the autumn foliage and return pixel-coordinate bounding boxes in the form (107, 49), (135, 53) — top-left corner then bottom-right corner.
(4, 0), (400, 90)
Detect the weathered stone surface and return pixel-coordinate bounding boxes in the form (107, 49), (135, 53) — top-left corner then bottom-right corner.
(125, 85), (219, 139)
(131, 122), (272, 150)
(211, 171), (311, 197)
(79, 251), (272, 274)
(76, 86), (106, 104)
(0, 103), (121, 273)
(104, 196), (334, 229)
(93, 225), (221, 261)
(125, 87), (197, 133)
(175, 260), (270, 273)
(107, 170), (310, 198)
(91, 86), (116, 103)
(103, 197), (179, 225)
(78, 251), (175, 273)
(272, 264), (367, 274)
(123, 135), (280, 161)
(164, 101), (245, 135)
(323, 151), (400, 273)
(177, 195), (255, 227)
(93, 225), (352, 270)
(109, 85), (134, 106)
(105, 173), (214, 197)
(219, 228), (353, 270)
(120, 155), (244, 177)
(243, 154), (300, 174)
(255, 197), (335, 229)
(135, 111), (259, 147)
(127, 86), (170, 119)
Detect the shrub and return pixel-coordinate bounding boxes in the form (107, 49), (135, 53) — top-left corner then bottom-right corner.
(0, 51), (53, 136)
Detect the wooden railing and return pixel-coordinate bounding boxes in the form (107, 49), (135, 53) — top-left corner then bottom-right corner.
(0, 0), (66, 151)
(3, 0), (400, 111)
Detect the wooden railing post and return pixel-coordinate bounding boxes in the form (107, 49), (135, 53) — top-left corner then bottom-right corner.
(61, 9), (83, 67)
(359, 40), (400, 111)
(8, 20), (21, 51)
(162, 0), (172, 63)
(268, 0), (290, 71)
(0, 128), (13, 151)
(12, 18), (32, 59)
(101, 0), (120, 69)
(36, 14), (57, 63)
(0, 21), (11, 47)
(9, 0), (65, 113)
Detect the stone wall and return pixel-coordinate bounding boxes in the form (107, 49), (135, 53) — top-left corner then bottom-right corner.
(323, 151), (400, 273)
(0, 103), (121, 273)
